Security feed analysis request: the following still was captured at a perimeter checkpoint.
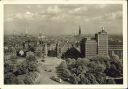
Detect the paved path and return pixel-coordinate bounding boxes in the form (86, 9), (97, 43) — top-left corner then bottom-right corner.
(37, 57), (69, 84)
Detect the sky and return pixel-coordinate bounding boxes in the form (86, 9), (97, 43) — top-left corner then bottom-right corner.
(4, 4), (122, 35)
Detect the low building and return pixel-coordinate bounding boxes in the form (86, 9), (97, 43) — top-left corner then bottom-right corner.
(108, 45), (123, 59)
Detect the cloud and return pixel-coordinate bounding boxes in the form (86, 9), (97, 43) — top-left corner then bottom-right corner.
(24, 11), (34, 19)
(103, 11), (122, 21)
(5, 18), (14, 22)
(11, 11), (34, 21)
(112, 11), (122, 19)
(68, 6), (88, 16)
(98, 4), (108, 8)
(47, 5), (61, 14)
(4, 4), (123, 35)
(85, 10), (122, 23)
(69, 7), (82, 14)
(15, 13), (23, 19)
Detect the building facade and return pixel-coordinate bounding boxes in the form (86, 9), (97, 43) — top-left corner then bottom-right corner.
(96, 28), (108, 56)
(80, 27), (108, 58)
(108, 45), (123, 59)
(85, 38), (97, 58)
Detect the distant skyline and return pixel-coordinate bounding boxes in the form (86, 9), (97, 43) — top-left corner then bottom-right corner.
(4, 4), (122, 35)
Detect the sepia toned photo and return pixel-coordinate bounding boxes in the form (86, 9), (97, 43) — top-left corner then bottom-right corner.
(4, 4), (124, 85)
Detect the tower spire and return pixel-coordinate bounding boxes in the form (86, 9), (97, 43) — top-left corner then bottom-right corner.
(79, 25), (81, 35)
(101, 26), (104, 30)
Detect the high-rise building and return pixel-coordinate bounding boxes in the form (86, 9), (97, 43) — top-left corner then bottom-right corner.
(80, 37), (97, 58)
(80, 27), (108, 58)
(96, 27), (108, 56)
(85, 38), (97, 58)
(80, 38), (86, 57)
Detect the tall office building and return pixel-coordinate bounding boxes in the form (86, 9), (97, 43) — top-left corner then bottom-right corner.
(80, 38), (86, 57)
(80, 27), (108, 58)
(96, 27), (108, 56)
(85, 38), (97, 58)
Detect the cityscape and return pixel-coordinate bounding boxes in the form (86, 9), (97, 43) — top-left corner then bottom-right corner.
(4, 4), (123, 84)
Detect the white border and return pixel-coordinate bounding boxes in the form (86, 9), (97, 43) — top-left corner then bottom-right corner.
(1, 0), (126, 4)
(0, 0), (127, 89)
(0, 0), (4, 87)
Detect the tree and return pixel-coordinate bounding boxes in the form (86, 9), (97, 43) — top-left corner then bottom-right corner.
(66, 58), (76, 70)
(105, 53), (123, 77)
(4, 72), (16, 84)
(58, 60), (68, 69)
(78, 73), (91, 84)
(58, 55), (119, 84)
(61, 68), (71, 81)
(26, 51), (37, 61)
(69, 74), (78, 84)
(76, 58), (90, 67)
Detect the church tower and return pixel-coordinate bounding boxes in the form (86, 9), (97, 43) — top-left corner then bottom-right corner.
(79, 26), (81, 35)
